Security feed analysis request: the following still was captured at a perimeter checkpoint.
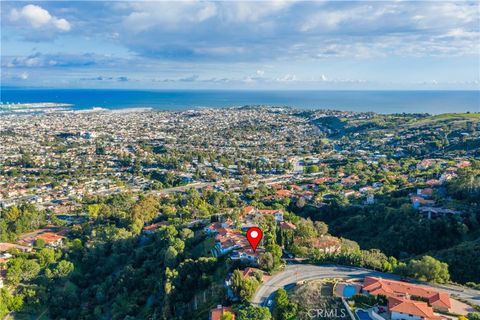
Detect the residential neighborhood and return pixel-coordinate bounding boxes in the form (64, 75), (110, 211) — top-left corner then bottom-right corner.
(0, 106), (479, 320)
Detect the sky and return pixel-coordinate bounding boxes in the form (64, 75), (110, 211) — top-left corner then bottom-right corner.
(1, 0), (480, 90)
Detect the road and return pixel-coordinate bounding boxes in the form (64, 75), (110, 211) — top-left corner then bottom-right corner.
(252, 264), (480, 307)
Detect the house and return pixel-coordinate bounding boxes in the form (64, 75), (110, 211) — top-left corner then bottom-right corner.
(313, 177), (331, 185)
(417, 159), (436, 170)
(426, 179), (441, 187)
(299, 191), (314, 200)
(410, 196), (435, 209)
(275, 189), (292, 198)
(34, 232), (65, 248)
(343, 190), (356, 197)
(241, 267), (269, 282)
(210, 305), (235, 320)
(204, 221), (233, 235)
(359, 186), (373, 193)
(309, 236), (340, 254)
(242, 206), (256, 216)
(389, 297), (444, 320)
(257, 209), (283, 222)
(280, 221), (296, 231)
(212, 227), (249, 257)
(19, 232), (65, 248)
(142, 221), (168, 234)
(417, 188), (433, 197)
(0, 243), (32, 253)
(231, 248), (260, 263)
(419, 207), (462, 219)
(363, 277), (451, 314)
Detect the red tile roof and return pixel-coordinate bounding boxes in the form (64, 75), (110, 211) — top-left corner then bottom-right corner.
(280, 221), (296, 230)
(388, 297), (443, 320)
(210, 306), (235, 320)
(35, 232), (65, 244)
(243, 206), (256, 215)
(258, 209), (281, 215)
(276, 189), (292, 197)
(363, 277), (451, 310)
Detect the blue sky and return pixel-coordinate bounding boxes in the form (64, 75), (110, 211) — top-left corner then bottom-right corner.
(1, 1), (479, 89)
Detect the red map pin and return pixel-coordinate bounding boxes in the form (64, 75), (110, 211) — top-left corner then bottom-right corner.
(246, 227), (263, 252)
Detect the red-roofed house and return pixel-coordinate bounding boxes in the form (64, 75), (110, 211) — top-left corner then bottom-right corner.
(19, 232), (65, 248)
(426, 179), (441, 187)
(257, 209), (283, 222)
(142, 221), (168, 234)
(311, 236), (341, 254)
(417, 188), (433, 197)
(313, 177), (330, 185)
(410, 196), (435, 209)
(243, 206), (256, 216)
(241, 267), (269, 282)
(363, 277), (451, 314)
(389, 297), (444, 320)
(275, 189), (292, 198)
(210, 305), (235, 320)
(280, 221), (296, 231)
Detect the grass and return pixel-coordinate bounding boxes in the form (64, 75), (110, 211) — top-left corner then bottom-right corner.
(411, 112), (480, 125)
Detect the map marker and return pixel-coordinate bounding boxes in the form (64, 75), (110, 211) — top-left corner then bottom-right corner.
(246, 227), (263, 252)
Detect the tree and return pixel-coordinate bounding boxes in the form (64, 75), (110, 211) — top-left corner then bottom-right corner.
(220, 311), (235, 320)
(266, 243), (282, 270)
(398, 255), (450, 283)
(295, 219), (317, 240)
(314, 221), (328, 236)
(259, 252), (274, 272)
(274, 288), (297, 320)
(237, 305), (272, 320)
(131, 195), (160, 223)
(37, 248), (56, 267)
(164, 246), (178, 268)
(305, 165), (319, 174)
(7, 258), (41, 284)
(35, 238), (46, 249)
(468, 313), (480, 320)
(230, 269), (260, 301)
(0, 288), (24, 318)
(296, 197), (306, 208)
(52, 260), (74, 278)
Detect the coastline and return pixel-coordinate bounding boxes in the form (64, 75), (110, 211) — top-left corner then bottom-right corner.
(1, 89), (479, 114)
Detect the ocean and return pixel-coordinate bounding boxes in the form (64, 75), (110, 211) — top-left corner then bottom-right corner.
(1, 89), (479, 114)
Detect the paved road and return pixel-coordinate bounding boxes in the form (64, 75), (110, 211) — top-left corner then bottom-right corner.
(252, 264), (480, 307)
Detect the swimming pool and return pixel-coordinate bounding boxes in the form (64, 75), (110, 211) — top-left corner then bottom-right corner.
(343, 284), (356, 298)
(356, 310), (373, 320)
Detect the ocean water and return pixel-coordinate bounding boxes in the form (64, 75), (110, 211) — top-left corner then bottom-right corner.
(1, 89), (479, 114)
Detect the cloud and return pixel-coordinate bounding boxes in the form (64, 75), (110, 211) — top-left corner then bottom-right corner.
(10, 4), (71, 32)
(2, 52), (115, 68)
(112, 1), (479, 61)
(79, 76), (129, 82)
(2, 1), (479, 89)
(179, 75), (199, 82)
(19, 72), (29, 80)
(276, 74), (298, 82)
